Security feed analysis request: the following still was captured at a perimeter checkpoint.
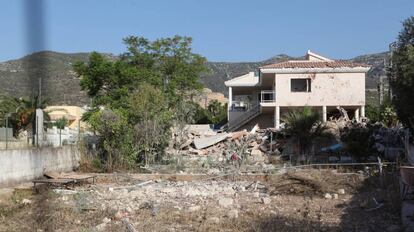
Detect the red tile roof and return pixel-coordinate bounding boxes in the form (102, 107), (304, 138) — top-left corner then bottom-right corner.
(260, 60), (370, 69)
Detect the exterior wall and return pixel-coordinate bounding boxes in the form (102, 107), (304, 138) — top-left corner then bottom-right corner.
(45, 106), (87, 130)
(0, 128), (13, 141)
(274, 72), (365, 107)
(0, 146), (80, 187)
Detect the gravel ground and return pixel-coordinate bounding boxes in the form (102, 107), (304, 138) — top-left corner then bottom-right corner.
(0, 169), (401, 232)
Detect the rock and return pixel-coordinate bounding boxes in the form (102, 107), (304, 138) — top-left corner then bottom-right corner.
(108, 187), (114, 192)
(338, 189), (345, 195)
(21, 198), (32, 205)
(250, 148), (263, 156)
(207, 168), (221, 175)
(324, 193), (332, 199)
(332, 193), (339, 199)
(261, 197), (271, 205)
(253, 192), (260, 198)
(227, 209), (239, 219)
(188, 205), (201, 212)
(114, 211), (124, 220)
(218, 197), (233, 208)
(102, 217), (111, 223)
(96, 222), (108, 231)
(206, 216), (220, 224)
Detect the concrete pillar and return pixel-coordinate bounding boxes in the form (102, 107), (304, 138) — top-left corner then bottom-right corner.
(354, 108), (360, 122)
(275, 106), (280, 130)
(322, 105), (327, 122)
(35, 109), (44, 146)
(360, 105), (365, 118)
(228, 87), (232, 110)
(228, 87), (232, 121)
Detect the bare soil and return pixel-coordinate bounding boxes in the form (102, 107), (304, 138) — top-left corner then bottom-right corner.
(0, 169), (401, 232)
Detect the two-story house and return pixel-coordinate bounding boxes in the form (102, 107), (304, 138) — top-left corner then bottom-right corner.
(224, 51), (371, 131)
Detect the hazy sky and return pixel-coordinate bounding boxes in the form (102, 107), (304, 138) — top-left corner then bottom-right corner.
(0, 0), (413, 62)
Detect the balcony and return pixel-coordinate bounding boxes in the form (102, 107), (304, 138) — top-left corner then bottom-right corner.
(260, 90), (275, 103)
(230, 101), (254, 112)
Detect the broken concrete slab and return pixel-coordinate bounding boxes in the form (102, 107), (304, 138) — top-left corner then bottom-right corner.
(185, 124), (216, 136)
(193, 133), (228, 150)
(231, 130), (248, 140)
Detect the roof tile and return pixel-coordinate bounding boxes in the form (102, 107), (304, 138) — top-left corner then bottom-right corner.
(260, 60), (370, 69)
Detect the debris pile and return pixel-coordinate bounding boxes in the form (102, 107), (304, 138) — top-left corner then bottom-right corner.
(167, 124), (286, 168)
(371, 126), (405, 160)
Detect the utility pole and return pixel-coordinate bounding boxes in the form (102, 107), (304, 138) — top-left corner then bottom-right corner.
(5, 114), (9, 149)
(38, 77), (42, 107)
(378, 75), (384, 105)
(388, 42), (397, 100)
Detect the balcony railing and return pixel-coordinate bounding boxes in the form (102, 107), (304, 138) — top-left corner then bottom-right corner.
(260, 90), (276, 102)
(230, 101), (252, 111)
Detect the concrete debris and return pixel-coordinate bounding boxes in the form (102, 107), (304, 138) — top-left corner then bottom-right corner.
(167, 126), (285, 172)
(206, 216), (220, 224)
(53, 189), (78, 195)
(188, 205), (201, 212)
(261, 197), (271, 205)
(114, 211), (129, 220)
(324, 193), (332, 199)
(218, 197), (234, 208)
(193, 133), (228, 150)
(332, 193), (339, 199)
(227, 209), (239, 219)
(338, 189), (345, 195)
(95, 222), (108, 231)
(250, 124), (259, 134)
(21, 198), (32, 205)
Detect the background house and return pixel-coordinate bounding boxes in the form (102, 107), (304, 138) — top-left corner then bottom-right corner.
(225, 51), (371, 131)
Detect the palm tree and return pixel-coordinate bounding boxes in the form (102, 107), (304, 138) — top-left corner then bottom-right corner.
(283, 107), (332, 161)
(19, 96), (50, 145)
(54, 117), (68, 146)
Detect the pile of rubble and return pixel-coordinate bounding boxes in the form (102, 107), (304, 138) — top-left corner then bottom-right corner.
(167, 124), (284, 166)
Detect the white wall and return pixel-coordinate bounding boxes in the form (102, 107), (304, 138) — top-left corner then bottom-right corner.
(0, 146), (80, 187)
(274, 72), (365, 107)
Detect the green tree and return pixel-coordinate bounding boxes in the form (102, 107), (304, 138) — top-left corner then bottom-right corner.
(0, 95), (49, 137)
(389, 16), (414, 131)
(366, 98), (398, 127)
(74, 35), (207, 168)
(340, 123), (376, 161)
(88, 109), (134, 171)
(129, 84), (171, 165)
(75, 35), (207, 111)
(206, 100), (227, 125)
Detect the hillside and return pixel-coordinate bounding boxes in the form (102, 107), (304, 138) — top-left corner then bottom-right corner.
(0, 51), (389, 106)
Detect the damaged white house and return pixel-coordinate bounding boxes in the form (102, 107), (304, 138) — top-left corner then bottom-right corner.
(224, 51), (371, 131)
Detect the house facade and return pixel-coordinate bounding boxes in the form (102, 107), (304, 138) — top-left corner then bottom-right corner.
(224, 51), (371, 131)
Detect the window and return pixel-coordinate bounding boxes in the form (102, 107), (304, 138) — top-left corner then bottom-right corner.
(291, 78), (311, 92)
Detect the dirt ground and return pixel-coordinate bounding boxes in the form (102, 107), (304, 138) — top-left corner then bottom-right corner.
(0, 169), (401, 232)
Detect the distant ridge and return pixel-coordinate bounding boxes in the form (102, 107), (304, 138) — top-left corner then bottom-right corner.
(0, 51), (389, 106)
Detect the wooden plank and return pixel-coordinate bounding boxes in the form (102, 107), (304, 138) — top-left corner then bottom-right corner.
(33, 178), (74, 184)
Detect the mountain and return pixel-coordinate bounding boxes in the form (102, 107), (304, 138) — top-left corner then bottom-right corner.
(0, 51), (389, 106)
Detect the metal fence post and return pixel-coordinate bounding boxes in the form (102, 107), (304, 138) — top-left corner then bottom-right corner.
(5, 117), (8, 149)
